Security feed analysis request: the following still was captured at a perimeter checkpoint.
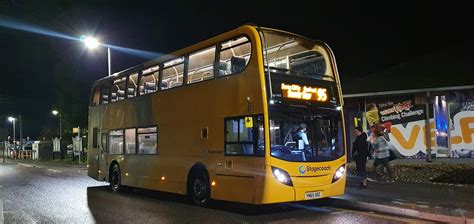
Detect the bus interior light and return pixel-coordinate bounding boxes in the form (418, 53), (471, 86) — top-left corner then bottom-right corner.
(271, 167), (293, 186)
(211, 181), (216, 186)
(269, 99), (275, 104)
(161, 176), (165, 181)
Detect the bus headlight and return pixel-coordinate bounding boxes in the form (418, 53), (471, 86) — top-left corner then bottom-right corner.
(332, 165), (345, 183)
(271, 167), (293, 186)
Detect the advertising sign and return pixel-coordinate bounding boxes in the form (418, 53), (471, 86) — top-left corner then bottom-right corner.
(368, 96), (425, 125)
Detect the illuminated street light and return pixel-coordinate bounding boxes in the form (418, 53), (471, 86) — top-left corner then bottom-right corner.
(8, 116), (16, 157)
(82, 35), (112, 76)
(52, 110), (62, 140)
(83, 36), (99, 49)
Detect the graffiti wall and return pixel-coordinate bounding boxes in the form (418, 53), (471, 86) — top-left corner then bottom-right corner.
(366, 96), (431, 158)
(363, 91), (474, 159)
(448, 91), (474, 158)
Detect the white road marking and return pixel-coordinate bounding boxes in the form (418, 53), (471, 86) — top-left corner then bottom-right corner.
(348, 209), (435, 223)
(415, 201), (430, 205)
(391, 201), (405, 205)
(17, 163), (36, 168)
(47, 168), (61, 173)
(1, 200), (4, 224)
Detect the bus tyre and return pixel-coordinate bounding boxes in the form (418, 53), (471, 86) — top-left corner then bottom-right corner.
(188, 172), (210, 206)
(110, 164), (122, 192)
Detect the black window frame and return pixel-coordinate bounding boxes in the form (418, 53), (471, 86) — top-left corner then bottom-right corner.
(224, 114), (265, 157)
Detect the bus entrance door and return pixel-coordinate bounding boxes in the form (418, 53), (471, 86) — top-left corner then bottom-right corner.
(98, 132), (108, 181)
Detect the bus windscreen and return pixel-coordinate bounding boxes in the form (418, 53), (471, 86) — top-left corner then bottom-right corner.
(269, 110), (344, 162)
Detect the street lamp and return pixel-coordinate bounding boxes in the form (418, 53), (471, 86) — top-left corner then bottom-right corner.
(8, 116), (16, 158)
(52, 110), (62, 140)
(82, 35), (112, 76)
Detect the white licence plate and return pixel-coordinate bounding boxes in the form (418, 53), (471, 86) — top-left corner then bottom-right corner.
(305, 191), (322, 200)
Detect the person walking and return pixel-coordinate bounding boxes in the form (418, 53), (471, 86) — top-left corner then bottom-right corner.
(370, 127), (395, 182)
(352, 127), (369, 188)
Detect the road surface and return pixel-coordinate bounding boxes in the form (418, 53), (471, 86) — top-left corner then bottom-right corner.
(0, 162), (434, 223)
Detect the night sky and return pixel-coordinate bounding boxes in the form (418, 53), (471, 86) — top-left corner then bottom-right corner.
(0, 0), (473, 139)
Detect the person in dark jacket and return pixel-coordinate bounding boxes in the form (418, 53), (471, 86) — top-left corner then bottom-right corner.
(352, 127), (369, 188)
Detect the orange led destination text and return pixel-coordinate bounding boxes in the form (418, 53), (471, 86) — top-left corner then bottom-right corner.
(281, 83), (328, 102)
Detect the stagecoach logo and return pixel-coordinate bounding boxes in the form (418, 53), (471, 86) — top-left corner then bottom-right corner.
(298, 165), (331, 174)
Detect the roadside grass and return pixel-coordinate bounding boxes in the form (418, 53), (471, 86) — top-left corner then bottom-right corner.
(348, 161), (474, 186)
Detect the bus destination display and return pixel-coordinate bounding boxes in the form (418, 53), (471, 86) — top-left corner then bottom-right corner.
(280, 83), (328, 102)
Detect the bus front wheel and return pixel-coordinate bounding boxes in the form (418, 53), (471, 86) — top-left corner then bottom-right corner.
(110, 163), (122, 192)
(188, 172), (210, 206)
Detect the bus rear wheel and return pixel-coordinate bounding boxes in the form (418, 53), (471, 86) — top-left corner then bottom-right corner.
(188, 172), (210, 206)
(110, 164), (122, 192)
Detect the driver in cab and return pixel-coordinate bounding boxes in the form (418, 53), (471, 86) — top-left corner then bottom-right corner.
(294, 123), (310, 149)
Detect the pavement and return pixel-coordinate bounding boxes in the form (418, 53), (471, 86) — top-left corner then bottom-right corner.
(388, 158), (474, 165)
(337, 174), (474, 223)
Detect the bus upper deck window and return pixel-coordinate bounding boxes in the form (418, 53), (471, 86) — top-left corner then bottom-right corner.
(218, 36), (251, 76)
(127, 73), (138, 98)
(188, 46), (216, 84)
(162, 57), (184, 90)
(111, 77), (126, 102)
(139, 65), (159, 95)
(91, 86), (100, 106)
(100, 84), (110, 105)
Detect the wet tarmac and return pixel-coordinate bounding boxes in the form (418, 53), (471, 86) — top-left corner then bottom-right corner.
(0, 162), (434, 223)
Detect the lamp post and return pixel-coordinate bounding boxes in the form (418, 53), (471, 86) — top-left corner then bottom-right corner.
(83, 36), (112, 76)
(52, 110), (62, 140)
(8, 116), (16, 158)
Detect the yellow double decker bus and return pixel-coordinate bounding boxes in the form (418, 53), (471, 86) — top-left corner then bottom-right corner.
(87, 25), (346, 205)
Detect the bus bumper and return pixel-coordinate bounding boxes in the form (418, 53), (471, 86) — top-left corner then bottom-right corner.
(293, 175), (346, 201)
(257, 166), (346, 204)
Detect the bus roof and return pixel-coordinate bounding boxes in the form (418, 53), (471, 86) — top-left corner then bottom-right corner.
(92, 25), (326, 85)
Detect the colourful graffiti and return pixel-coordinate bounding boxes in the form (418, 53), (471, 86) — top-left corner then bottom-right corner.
(388, 111), (474, 157)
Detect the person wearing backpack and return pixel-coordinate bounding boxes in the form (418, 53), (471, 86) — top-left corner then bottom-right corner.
(352, 127), (369, 188)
